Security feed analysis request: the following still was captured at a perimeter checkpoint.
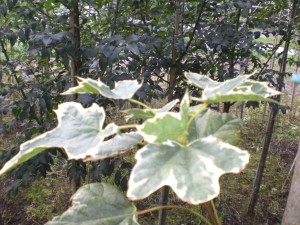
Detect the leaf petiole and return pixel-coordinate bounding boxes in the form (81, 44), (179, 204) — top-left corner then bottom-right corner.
(137, 205), (213, 225)
(211, 200), (221, 225)
(187, 103), (208, 129)
(129, 98), (152, 110)
(118, 124), (137, 130)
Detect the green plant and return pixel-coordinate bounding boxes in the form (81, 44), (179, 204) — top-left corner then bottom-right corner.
(24, 180), (54, 221)
(2, 0), (295, 196)
(275, 120), (300, 142)
(0, 72), (279, 224)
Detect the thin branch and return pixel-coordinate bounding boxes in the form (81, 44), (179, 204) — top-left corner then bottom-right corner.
(111, 0), (121, 36)
(28, 1), (55, 20)
(256, 35), (285, 78)
(0, 39), (9, 62)
(177, 0), (207, 63)
(152, 72), (170, 84)
(0, 39), (27, 100)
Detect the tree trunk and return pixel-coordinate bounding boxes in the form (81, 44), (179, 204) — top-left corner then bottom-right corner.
(240, 102), (244, 119)
(69, 0), (81, 194)
(246, 0), (298, 218)
(246, 104), (278, 218)
(157, 186), (170, 225)
(282, 143), (300, 225)
(111, 0), (121, 36)
(69, 0), (81, 94)
(228, 6), (241, 79)
(223, 102), (231, 113)
(167, 0), (180, 101)
(158, 1), (181, 224)
(223, 6), (241, 113)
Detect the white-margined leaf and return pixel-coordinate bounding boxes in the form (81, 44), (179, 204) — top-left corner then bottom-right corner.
(185, 72), (280, 103)
(137, 112), (187, 144)
(84, 132), (143, 161)
(155, 99), (179, 113)
(124, 108), (156, 120)
(62, 77), (142, 99)
(188, 104), (205, 113)
(185, 72), (219, 88)
(0, 102), (125, 175)
(188, 109), (241, 145)
(47, 183), (139, 225)
(127, 138), (249, 204)
(125, 99), (179, 120)
(180, 91), (190, 123)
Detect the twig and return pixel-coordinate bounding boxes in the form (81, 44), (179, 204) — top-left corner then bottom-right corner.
(177, 0), (207, 63)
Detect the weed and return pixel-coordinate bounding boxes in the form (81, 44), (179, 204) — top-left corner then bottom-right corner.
(24, 181), (54, 221)
(12, 174), (71, 223)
